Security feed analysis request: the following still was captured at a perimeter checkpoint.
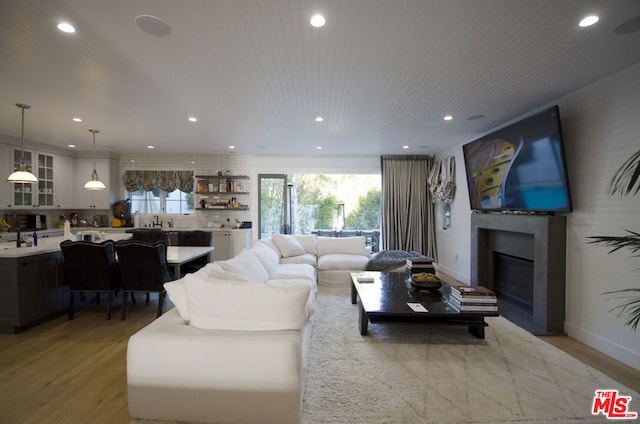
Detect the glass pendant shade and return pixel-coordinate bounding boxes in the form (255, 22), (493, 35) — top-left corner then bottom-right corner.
(84, 129), (106, 190)
(7, 103), (39, 183)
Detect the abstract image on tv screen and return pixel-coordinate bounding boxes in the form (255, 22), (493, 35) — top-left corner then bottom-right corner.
(463, 106), (572, 213)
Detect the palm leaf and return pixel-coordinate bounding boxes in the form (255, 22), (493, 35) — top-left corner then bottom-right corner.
(588, 230), (640, 257)
(603, 288), (640, 330)
(609, 149), (640, 196)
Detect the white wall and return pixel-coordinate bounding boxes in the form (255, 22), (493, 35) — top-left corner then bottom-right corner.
(435, 62), (640, 370)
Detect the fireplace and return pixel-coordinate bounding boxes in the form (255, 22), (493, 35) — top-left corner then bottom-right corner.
(470, 214), (566, 335)
(493, 252), (534, 313)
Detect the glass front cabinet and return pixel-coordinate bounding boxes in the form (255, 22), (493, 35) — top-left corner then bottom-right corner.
(11, 149), (55, 208)
(11, 149), (35, 207)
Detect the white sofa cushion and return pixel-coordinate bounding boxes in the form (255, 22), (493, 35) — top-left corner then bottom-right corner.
(317, 236), (369, 257)
(184, 276), (311, 331)
(269, 263), (316, 282)
(197, 262), (252, 282)
(259, 237), (282, 257)
(272, 234), (306, 257)
(294, 234), (317, 255)
(164, 278), (189, 322)
(164, 267), (252, 324)
(279, 253), (317, 267)
(317, 253), (370, 271)
(250, 241), (280, 274)
(268, 279), (317, 315)
(217, 249), (270, 283)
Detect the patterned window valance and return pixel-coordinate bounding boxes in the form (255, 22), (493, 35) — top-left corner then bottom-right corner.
(123, 170), (194, 193)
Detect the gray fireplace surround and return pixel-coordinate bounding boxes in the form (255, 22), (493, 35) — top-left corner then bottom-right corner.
(470, 213), (566, 335)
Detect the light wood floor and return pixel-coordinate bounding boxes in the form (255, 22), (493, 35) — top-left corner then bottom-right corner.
(1, 297), (638, 423)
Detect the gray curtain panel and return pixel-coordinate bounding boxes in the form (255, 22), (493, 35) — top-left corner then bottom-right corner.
(381, 155), (436, 259)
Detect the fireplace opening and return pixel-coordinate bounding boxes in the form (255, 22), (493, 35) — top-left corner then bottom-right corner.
(493, 252), (534, 313)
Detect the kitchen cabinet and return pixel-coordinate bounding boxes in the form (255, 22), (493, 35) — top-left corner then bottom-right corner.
(53, 154), (74, 208)
(195, 175), (250, 211)
(7, 148), (65, 209)
(0, 252), (66, 333)
(9, 147), (36, 207)
(211, 229), (252, 261)
(74, 157), (119, 209)
(35, 152), (54, 207)
(0, 143), (10, 208)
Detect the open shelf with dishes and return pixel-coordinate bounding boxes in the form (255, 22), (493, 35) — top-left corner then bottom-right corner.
(195, 175), (250, 211)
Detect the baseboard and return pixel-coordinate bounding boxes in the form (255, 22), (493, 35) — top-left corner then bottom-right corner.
(565, 322), (640, 371)
(435, 263), (469, 284)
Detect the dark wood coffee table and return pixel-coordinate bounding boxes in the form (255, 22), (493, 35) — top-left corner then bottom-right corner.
(350, 271), (498, 338)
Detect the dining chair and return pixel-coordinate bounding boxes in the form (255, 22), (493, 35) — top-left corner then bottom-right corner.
(115, 239), (174, 320)
(176, 230), (212, 275)
(60, 239), (121, 320)
(131, 229), (169, 244)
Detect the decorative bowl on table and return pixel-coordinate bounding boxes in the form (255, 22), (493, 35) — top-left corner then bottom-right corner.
(409, 272), (442, 291)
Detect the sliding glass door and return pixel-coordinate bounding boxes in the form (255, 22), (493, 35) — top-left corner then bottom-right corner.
(258, 174), (288, 239)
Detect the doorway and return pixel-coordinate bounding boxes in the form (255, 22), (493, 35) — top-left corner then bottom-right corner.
(258, 174), (289, 239)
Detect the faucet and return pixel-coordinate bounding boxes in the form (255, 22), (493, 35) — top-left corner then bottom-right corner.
(9, 227), (24, 248)
(152, 215), (163, 228)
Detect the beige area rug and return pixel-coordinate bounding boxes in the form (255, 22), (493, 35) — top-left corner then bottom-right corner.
(302, 285), (639, 424)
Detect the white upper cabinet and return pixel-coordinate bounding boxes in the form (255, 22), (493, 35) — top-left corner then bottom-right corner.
(53, 154), (74, 208)
(0, 144), (11, 208)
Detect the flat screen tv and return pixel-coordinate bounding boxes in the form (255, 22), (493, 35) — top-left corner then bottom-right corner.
(462, 105), (572, 213)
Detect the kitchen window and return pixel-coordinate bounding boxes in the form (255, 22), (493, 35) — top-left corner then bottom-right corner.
(123, 170), (194, 214)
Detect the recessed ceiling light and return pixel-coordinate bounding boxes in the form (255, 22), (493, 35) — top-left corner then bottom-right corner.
(315, 116), (324, 122)
(130, 160), (135, 163)
(614, 16), (640, 35)
(72, 117), (82, 122)
(135, 15), (171, 36)
(57, 22), (76, 33)
(579, 15), (599, 27)
(188, 116), (197, 122)
(402, 145), (409, 149)
(228, 145), (235, 150)
(147, 145), (155, 149)
(316, 146), (323, 150)
(68, 144), (76, 148)
(443, 115), (453, 121)
(310, 14), (326, 28)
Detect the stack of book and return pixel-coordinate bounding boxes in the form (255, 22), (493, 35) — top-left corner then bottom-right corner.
(449, 285), (498, 313)
(405, 257), (435, 277)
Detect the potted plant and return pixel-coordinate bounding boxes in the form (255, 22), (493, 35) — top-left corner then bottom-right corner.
(588, 150), (640, 330)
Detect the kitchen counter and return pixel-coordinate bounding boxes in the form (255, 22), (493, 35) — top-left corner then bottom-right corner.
(0, 233), (132, 258)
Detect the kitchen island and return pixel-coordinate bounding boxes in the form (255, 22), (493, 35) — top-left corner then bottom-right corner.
(0, 234), (131, 333)
(0, 233), (213, 333)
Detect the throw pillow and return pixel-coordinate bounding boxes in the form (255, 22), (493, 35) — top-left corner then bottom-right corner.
(184, 277), (311, 331)
(272, 234), (306, 257)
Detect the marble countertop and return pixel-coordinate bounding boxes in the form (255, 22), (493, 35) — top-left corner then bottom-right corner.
(0, 233), (132, 259)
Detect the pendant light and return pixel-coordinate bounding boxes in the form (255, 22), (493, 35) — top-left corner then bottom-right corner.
(84, 129), (106, 190)
(7, 103), (39, 183)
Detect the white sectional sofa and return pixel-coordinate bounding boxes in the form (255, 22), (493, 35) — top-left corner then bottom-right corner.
(127, 234), (370, 424)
